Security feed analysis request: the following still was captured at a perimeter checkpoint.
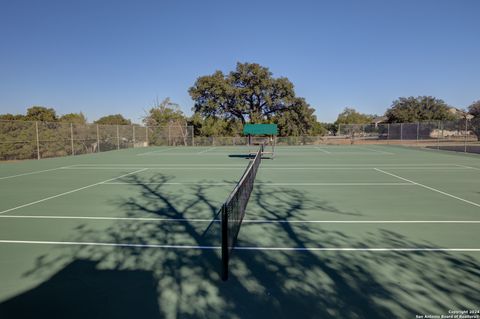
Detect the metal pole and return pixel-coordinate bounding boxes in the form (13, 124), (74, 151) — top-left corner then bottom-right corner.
(416, 122), (420, 144)
(35, 121), (40, 160)
(146, 126), (149, 146)
(464, 117), (468, 153)
(70, 123), (75, 155)
(96, 124), (100, 152)
(387, 123), (390, 144)
(132, 125), (136, 148)
(192, 126), (195, 146)
(116, 125), (120, 150)
(221, 206), (228, 281)
(168, 125), (171, 146)
(437, 121), (440, 150)
(400, 123), (403, 141)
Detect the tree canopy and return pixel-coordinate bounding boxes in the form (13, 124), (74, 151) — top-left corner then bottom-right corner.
(468, 100), (480, 117)
(468, 100), (480, 141)
(59, 113), (87, 124)
(385, 96), (456, 123)
(24, 106), (58, 122)
(189, 62), (319, 133)
(335, 108), (374, 125)
(189, 63), (316, 123)
(94, 114), (132, 125)
(143, 98), (186, 127)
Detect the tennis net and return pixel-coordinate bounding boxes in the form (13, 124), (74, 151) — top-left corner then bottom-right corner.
(221, 144), (264, 280)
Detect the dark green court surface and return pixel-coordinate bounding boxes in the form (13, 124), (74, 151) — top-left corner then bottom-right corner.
(0, 145), (479, 318)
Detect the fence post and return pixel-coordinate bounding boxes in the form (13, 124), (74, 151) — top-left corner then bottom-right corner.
(437, 121), (440, 150)
(96, 124), (100, 152)
(70, 123), (75, 155)
(168, 125), (171, 146)
(35, 121), (40, 160)
(464, 117), (468, 153)
(400, 123), (403, 141)
(191, 127), (195, 146)
(116, 125), (120, 150)
(132, 125), (136, 148)
(416, 122), (420, 144)
(146, 126), (149, 146)
(387, 123), (390, 144)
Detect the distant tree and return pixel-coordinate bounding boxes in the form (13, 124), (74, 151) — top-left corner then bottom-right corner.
(0, 113), (25, 121)
(143, 98), (186, 127)
(189, 62), (317, 131)
(273, 98), (324, 136)
(94, 114), (131, 125)
(335, 108), (373, 125)
(189, 113), (242, 137)
(468, 100), (480, 140)
(385, 96), (456, 123)
(59, 112), (87, 124)
(25, 106), (58, 122)
(321, 122), (337, 135)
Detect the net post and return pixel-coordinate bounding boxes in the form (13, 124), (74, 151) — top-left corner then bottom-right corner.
(35, 121), (40, 160)
(70, 123), (75, 156)
(96, 124), (101, 152)
(464, 117), (468, 153)
(221, 204), (229, 281)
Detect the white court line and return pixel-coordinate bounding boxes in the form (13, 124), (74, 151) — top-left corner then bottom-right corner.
(0, 167), (67, 180)
(1, 215), (479, 224)
(374, 168), (480, 208)
(355, 147), (394, 155)
(455, 164), (480, 171)
(61, 167), (471, 171)
(102, 182), (414, 186)
(105, 182), (234, 185)
(0, 168), (148, 215)
(197, 147), (216, 154)
(0, 240), (479, 252)
(68, 163), (461, 168)
(136, 148), (172, 156)
(314, 147), (332, 154)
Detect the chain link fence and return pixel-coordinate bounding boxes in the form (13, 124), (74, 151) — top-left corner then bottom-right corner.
(337, 119), (480, 153)
(0, 120), (194, 160)
(1, 119), (479, 160)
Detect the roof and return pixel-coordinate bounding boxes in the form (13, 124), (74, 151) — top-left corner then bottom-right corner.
(243, 124), (278, 136)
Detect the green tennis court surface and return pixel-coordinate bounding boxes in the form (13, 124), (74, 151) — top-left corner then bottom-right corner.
(0, 145), (479, 318)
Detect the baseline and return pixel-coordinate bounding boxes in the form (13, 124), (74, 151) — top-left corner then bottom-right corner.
(0, 240), (479, 252)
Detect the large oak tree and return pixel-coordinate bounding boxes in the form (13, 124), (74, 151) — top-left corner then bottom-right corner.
(189, 62), (319, 135)
(385, 96), (456, 123)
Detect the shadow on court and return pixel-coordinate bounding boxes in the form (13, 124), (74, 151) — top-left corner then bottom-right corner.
(1, 173), (479, 318)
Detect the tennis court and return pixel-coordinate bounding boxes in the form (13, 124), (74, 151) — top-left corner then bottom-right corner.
(0, 145), (479, 318)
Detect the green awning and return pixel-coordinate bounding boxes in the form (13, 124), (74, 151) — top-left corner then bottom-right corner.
(243, 124), (278, 136)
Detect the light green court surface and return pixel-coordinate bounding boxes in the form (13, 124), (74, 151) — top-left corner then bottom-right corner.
(0, 145), (479, 318)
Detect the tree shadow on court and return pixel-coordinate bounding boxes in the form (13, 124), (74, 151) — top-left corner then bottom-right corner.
(0, 259), (160, 319)
(3, 172), (479, 318)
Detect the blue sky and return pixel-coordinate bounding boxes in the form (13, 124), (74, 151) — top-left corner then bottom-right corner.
(1, 0), (479, 123)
